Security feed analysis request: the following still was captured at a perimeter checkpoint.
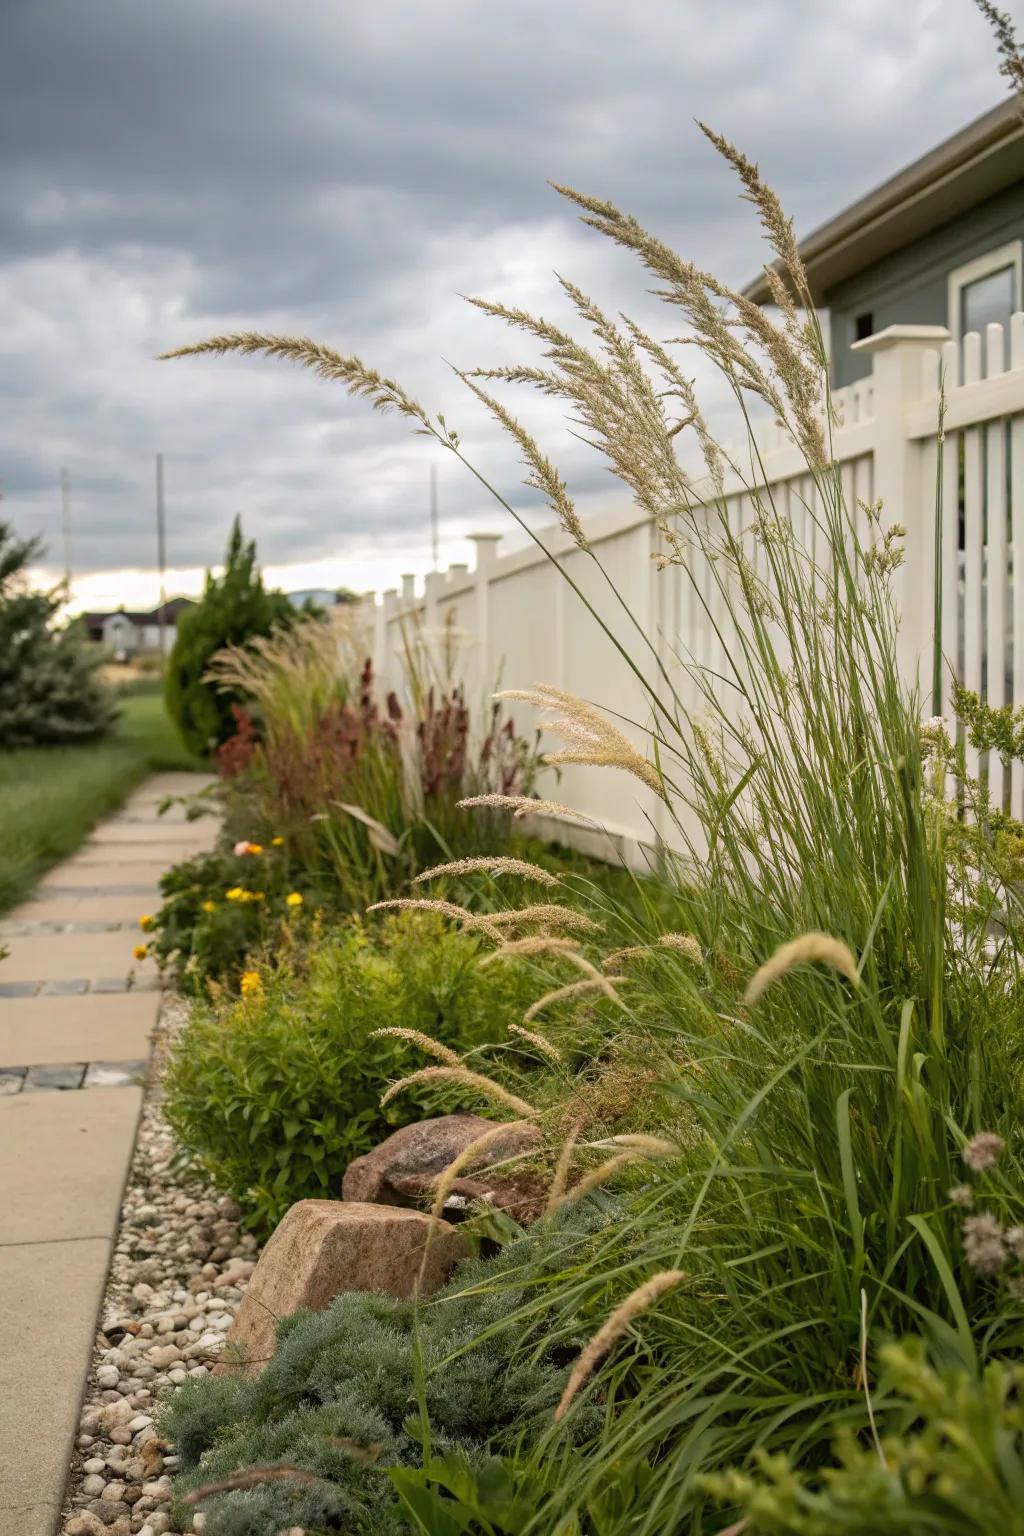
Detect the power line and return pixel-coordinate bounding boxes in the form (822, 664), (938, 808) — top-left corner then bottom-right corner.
(60, 467), (71, 584)
(155, 452), (168, 662)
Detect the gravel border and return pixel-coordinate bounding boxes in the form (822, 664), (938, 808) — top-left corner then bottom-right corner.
(61, 997), (259, 1536)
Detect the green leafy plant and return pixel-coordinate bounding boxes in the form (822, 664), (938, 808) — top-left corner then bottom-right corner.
(701, 1339), (1024, 1535)
(144, 836), (310, 995)
(0, 520), (117, 747)
(162, 912), (543, 1231)
(165, 517), (295, 755)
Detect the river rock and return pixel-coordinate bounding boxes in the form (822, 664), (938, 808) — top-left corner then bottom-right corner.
(341, 1113), (540, 1213)
(215, 1199), (466, 1376)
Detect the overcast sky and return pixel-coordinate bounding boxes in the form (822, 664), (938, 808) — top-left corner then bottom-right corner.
(0, 0), (1006, 608)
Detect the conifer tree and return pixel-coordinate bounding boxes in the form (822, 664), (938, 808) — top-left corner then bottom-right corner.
(165, 518), (294, 755)
(0, 520), (117, 747)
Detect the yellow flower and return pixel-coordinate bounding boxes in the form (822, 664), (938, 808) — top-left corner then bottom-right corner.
(132, 944), (148, 962)
(138, 914), (154, 933)
(239, 970), (263, 998)
(251, 890), (265, 903)
(225, 887), (245, 902)
(201, 900), (217, 914)
(271, 836), (285, 847)
(285, 891), (303, 908)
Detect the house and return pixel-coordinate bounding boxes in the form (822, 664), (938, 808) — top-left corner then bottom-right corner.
(81, 597), (196, 658)
(744, 98), (1024, 386)
(284, 588), (350, 610)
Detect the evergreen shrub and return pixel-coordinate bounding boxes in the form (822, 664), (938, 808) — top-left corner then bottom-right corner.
(165, 517), (294, 756)
(0, 521), (117, 747)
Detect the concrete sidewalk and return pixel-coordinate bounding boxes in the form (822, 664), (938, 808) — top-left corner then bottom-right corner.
(0, 772), (216, 1536)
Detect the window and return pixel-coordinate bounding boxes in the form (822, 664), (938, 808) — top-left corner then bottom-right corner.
(853, 311), (874, 343)
(948, 241), (1022, 367)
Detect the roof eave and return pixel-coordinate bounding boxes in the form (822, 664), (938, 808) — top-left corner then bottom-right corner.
(743, 98), (1024, 306)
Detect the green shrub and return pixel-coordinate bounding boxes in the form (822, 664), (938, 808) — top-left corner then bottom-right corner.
(0, 520), (116, 747)
(701, 1340), (1024, 1535)
(165, 518), (294, 756)
(163, 912), (542, 1231)
(164, 1213), (601, 1536)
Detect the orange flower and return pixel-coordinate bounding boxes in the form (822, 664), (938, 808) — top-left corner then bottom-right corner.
(132, 944), (148, 962)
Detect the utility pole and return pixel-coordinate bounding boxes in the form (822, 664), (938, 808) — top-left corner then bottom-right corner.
(429, 463), (439, 572)
(155, 453), (168, 663)
(60, 467), (71, 584)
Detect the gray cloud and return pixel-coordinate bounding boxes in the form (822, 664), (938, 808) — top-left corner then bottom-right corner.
(0, 0), (1005, 581)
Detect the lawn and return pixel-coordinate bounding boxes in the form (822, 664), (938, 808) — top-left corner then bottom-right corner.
(0, 686), (205, 913)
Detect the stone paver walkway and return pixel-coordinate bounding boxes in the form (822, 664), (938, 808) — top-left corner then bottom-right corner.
(0, 772), (216, 1536)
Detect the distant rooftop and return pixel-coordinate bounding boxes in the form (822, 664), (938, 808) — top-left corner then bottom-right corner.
(79, 597), (195, 626)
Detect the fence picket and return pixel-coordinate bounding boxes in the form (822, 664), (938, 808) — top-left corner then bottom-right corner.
(984, 323), (1008, 810)
(1011, 315), (1024, 818)
(962, 332), (984, 796)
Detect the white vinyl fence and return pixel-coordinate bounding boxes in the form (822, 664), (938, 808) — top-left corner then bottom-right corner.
(358, 318), (1024, 854)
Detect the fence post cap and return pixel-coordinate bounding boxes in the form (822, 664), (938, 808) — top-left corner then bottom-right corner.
(468, 532), (502, 568)
(852, 324), (951, 354)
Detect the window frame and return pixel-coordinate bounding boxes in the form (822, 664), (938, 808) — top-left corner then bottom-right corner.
(947, 240), (1023, 344)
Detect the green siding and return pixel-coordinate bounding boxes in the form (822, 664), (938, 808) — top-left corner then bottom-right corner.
(826, 182), (1024, 387)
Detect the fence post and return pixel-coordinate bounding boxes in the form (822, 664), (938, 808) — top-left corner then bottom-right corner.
(469, 533), (501, 704)
(851, 324), (950, 701)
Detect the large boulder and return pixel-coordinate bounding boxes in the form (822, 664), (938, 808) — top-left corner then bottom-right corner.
(216, 1199), (465, 1376)
(342, 1113), (542, 1218)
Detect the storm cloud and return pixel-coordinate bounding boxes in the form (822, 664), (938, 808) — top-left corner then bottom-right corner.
(0, 0), (1005, 592)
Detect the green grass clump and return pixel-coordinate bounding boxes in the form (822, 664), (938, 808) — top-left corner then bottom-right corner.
(0, 687), (204, 913)
(162, 911), (545, 1232)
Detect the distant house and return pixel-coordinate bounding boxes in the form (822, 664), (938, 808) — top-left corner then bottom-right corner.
(81, 597), (196, 659)
(744, 99), (1024, 386)
(285, 588), (357, 610)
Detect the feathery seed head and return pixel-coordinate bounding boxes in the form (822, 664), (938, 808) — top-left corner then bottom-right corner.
(469, 903), (603, 936)
(550, 1151), (637, 1213)
(369, 1028), (463, 1068)
(380, 1065), (538, 1118)
(606, 1133), (679, 1158)
(545, 1126), (580, 1218)
(478, 935), (584, 966)
(659, 932), (703, 963)
(160, 332), (431, 428)
(524, 975), (624, 1022)
(413, 856), (560, 887)
(507, 1023), (564, 1063)
(457, 793), (599, 824)
(367, 898), (502, 943)
(495, 684), (665, 800)
(554, 1270), (686, 1420)
(744, 931), (860, 1003)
